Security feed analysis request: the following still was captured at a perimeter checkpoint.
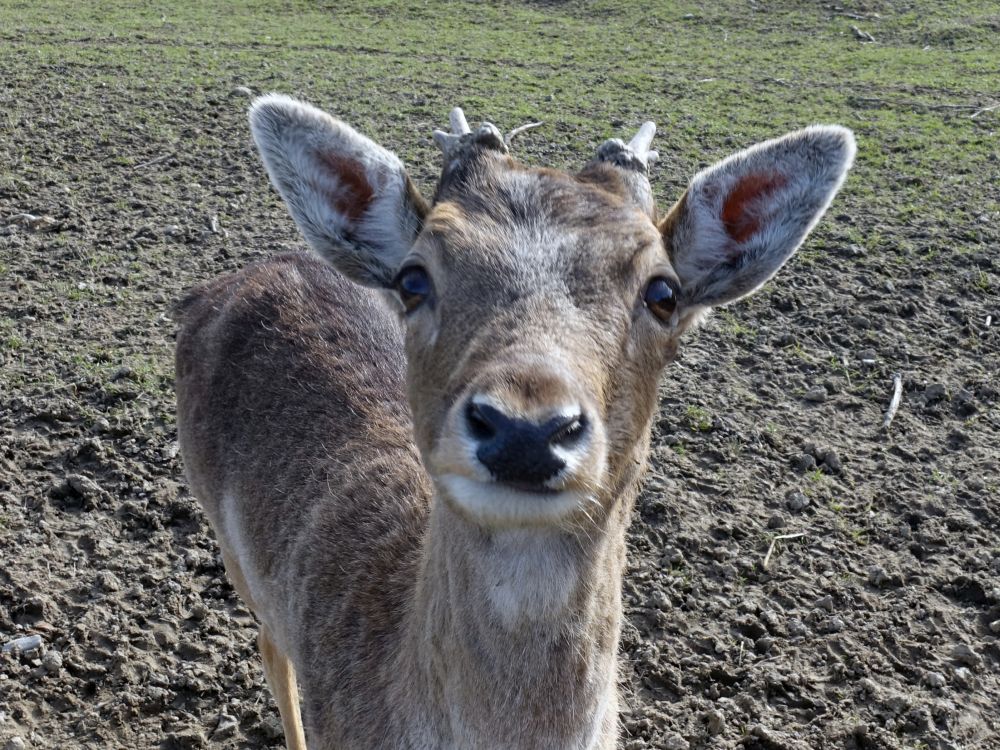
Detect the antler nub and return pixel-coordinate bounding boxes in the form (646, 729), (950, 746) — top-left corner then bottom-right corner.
(596, 121), (658, 173)
(433, 107), (509, 161)
(449, 107), (471, 135)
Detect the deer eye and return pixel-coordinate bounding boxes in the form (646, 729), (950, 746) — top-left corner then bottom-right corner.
(643, 277), (677, 322)
(394, 266), (431, 313)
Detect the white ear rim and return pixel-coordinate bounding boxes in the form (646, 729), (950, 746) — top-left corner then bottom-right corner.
(249, 94), (422, 287)
(672, 125), (856, 309)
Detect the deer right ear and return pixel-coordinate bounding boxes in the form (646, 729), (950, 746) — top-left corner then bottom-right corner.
(660, 125), (855, 312)
(249, 94), (428, 288)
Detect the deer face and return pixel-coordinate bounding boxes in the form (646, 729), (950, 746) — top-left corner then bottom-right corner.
(249, 96), (854, 528)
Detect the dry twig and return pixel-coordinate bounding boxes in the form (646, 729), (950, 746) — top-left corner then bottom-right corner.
(881, 373), (903, 432)
(762, 532), (807, 570)
(970, 103), (1000, 119)
(133, 153), (174, 170)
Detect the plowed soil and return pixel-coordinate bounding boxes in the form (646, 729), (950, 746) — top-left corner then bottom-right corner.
(1, 2), (998, 748)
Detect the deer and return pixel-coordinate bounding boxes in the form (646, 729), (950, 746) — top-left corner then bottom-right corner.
(174, 94), (854, 749)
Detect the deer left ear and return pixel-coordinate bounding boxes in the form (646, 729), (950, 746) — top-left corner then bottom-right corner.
(660, 126), (855, 310)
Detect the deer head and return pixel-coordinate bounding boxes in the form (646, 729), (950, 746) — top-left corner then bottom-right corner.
(249, 94), (854, 529)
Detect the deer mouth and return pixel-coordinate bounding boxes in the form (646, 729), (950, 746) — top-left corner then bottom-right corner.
(437, 474), (590, 527)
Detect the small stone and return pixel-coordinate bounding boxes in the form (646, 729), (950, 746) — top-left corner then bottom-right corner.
(662, 733), (689, 750)
(212, 714), (239, 740)
(704, 708), (725, 735)
(989, 619), (1000, 635)
(857, 347), (877, 363)
(803, 386), (827, 403)
(231, 85), (254, 97)
(766, 513), (785, 529)
(792, 453), (816, 473)
(953, 667), (974, 688)
(858, 677), (879, 695)
(755, 636), (775, 654)
(924, 383), (947, 403)
(97, 571), (123, 592)
(651, 591), (672, 612)
(163, 224), (183, 237)
(906, 706), (933, 731)
(815, 595), (835, 612)
(189, 603), (210, 621)
(951, 644), (982, 669)
(868, 565), (890, 587)
(786, 490), (810, 512)
(42, 649), (63, 674)
(827, 616), (846, 632)
(788, 618), (808, 637)
(4, 738), (27, 750)
(822, 449), (842, 473)
(924, 670), (946, 688)
(66, 473), (102, 499)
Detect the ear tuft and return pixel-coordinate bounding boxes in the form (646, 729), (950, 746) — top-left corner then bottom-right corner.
(662, 125), (855, 309)
(249, 94), (427, 288)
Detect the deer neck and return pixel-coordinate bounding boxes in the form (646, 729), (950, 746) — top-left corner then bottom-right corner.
(398, 457), (645, 748)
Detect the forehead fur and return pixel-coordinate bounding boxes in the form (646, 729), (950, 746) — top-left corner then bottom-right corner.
(423, 157), (663, 280)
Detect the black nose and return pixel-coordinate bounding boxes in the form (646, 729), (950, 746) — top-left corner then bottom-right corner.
(465, 401), (587, 490)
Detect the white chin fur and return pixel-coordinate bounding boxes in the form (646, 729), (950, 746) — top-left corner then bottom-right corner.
(439, 474), (584, 525)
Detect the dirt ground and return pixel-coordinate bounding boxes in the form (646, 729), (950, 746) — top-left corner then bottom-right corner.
(1, 4), (999, 750)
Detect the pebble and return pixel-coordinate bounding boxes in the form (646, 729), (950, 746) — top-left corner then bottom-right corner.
(792, 453), (816, 473)
(924, 383), (947, 403)
(651, 591), (672, 612)
(953, 667), (974, 688)
(3, 738), (26, 750)
(788, 619), (809, 637)
(827, 616), (847, 633)
(989, 619), (1000, 635)
(231, 85), (255, 97)
(662, 734), (689, 750)
(951, 644), (982, 669)
(41, 649), (63, 675)
(822, 449), (842, 473)
(97, 571), (123, 592)
(704, 708), (725, 735)
(924, 670), (946, 688)
(803, 386), (827, 403)
(786, 490), (810, 512)
(66, 473), (102, 499)
(815, 595), (835, 612)
(212, 713), (239, 740)
(867, 565), (890, 587)
(766, 513), (785, 529)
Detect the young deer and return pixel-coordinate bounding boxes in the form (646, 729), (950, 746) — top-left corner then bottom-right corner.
(175, 95), (854, 749)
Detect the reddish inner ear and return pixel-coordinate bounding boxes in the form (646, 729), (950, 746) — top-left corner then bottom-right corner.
(319, 153), (374, 222)
(720, 172), (787, 243)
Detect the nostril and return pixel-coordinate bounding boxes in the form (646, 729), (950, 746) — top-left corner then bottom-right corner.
(548, 413), (588, 448)
(465, 401), (497, 441)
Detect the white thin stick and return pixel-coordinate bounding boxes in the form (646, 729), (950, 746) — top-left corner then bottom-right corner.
(881, 373), (903, 432)
(762, 532), (806, 570)
(133, 153), (174, 170)
(970, 103), (1000, 119)
(504, 120), (544, 146)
